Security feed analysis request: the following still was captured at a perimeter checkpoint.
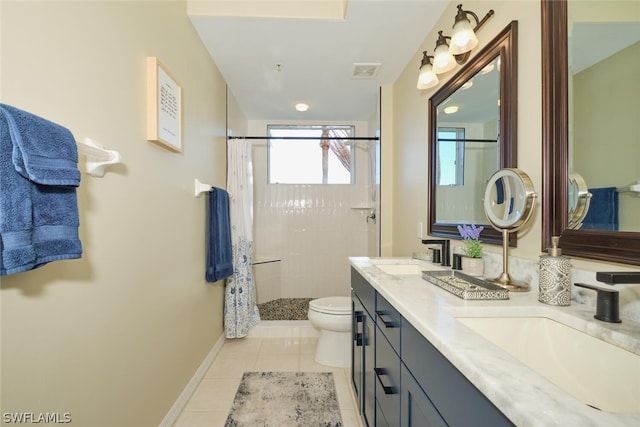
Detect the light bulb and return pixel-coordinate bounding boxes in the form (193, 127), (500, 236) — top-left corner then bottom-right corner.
(417, 64), (439, 89)
(450, 17), (478, 55)
(433, 42), (456, 74)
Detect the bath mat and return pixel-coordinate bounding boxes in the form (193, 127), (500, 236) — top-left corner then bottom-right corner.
(225, 371), (343, 427)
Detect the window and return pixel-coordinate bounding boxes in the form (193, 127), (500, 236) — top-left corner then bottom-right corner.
(437, 127), (465, 186)
(267, 125), (355, 184)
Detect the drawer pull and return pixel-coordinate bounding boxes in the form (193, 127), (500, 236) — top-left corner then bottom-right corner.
(353, 311), (364, 346)
(355, 332), (363, 347)
(374, 367), (397, 395)
(376, 311), (398, 328)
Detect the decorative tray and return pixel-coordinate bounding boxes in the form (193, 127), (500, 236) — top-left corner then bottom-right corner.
(422, 270), (509, 300)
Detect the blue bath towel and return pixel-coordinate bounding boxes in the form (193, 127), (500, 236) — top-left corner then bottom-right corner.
(582, 187), (619, 231)
(1, 103), (80, 186)
(206, 187), (233, 282)
(0, 104), (82, 276)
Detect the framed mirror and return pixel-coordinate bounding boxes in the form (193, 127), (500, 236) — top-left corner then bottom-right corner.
(429, 21), (518, 245)
(542, 0), (640, 265)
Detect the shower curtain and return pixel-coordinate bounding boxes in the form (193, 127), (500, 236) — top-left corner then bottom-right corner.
(224, 139), (260, 338)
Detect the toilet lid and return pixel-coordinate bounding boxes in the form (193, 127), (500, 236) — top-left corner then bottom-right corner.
(309, 296), (351, 314)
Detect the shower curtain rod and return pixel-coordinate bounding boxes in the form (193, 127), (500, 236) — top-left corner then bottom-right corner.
(228, 136), (379, 141)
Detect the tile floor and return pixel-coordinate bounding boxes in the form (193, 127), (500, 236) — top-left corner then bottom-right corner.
(173, 326), (362, 427)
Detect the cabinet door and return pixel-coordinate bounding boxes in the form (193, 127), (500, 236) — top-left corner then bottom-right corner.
(351, 293), (364, 412)
(363, 313), (375, 427)
(375, 328), (401, 427)
(401, 364), (447, 427)
(402, 321), (514, 426)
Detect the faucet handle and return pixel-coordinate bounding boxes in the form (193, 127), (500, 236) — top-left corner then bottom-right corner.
(574, 282), (621, 323)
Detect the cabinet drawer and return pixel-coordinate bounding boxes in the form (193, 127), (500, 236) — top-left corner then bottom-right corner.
(352, 268), (375, 315)
(375, 327), (401, 427)
(402, 321), (513, 427)
(375, 293), (401, 351)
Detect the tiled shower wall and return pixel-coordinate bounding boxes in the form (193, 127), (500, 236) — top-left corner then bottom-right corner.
(252, 143), (377, 303)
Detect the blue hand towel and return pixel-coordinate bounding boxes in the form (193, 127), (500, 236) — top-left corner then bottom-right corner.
(0, 103), (80, 186)
(0, 104), (82, 276)
(0, 112), (37, 274)
(582, 187), (619, 231)
(206, 187), (234, 282)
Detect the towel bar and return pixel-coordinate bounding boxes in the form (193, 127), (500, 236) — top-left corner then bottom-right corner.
(616, 181), (640, 195)
(195, 178), (211, 197)
(77, 138), (122, 177)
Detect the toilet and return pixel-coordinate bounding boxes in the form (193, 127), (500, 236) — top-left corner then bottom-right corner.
(308, 296), (352, 367)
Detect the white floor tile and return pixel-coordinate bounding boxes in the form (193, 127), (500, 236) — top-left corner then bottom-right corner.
(252, 352), (300, 371)
(257, 336), (300, 353)
(183, 378), (240, 412)
(204, 351), (258, 379)
(173, 411), (229, 427)
(175, 334), (361, 426)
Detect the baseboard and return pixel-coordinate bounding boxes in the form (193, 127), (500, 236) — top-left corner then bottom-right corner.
(248, 320), (320, 338)
(159, 334), (226, 427)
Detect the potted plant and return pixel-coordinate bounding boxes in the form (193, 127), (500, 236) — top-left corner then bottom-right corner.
(457, 224), (484, 276)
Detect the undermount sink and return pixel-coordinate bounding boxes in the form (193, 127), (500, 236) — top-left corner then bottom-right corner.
(456, 316), (640, 413)
(373, 264), (427, 275)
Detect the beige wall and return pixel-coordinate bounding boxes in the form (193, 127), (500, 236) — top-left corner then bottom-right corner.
(389, 0), (635, 272)
(573, 42), (640, 231)
(1, 1), (227, 426)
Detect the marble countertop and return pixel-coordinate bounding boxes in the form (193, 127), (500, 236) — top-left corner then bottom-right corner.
(349, 257), (640, 427)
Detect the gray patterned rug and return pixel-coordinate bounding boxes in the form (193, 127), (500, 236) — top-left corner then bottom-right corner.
(225, 371), (343, 427)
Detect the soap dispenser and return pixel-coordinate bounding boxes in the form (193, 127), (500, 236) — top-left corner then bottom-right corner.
(538, 236), (571, 306)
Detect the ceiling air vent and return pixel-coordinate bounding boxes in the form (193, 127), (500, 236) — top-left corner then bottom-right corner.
(351, 63), (381, 79)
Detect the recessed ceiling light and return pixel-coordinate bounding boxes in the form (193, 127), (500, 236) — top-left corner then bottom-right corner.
(444, 106), (459, 114)
(295, 103), (310, 112)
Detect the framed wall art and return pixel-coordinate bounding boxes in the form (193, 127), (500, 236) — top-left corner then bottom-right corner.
(146, 57), (182, 152)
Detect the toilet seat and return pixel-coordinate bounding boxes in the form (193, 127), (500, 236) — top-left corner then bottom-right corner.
(309, 296), (351, 315)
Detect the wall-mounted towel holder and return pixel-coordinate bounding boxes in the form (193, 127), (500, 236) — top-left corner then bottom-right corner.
(617, 180), (640, 196)
(195, 178), (211, 197)
(77, 138), (122, 177)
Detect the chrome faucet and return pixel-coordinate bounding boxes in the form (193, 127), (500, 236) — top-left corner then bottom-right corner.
(421, 239), (450, 267)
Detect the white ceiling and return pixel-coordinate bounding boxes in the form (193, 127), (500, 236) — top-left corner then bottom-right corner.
(188, 0), (449, 122)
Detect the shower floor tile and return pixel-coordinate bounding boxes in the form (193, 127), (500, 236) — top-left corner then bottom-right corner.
(257, 297), (314, 320)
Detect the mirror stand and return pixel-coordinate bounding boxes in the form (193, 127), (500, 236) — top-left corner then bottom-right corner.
(483, 168), (538, 292)
(490, 228), (530, 291)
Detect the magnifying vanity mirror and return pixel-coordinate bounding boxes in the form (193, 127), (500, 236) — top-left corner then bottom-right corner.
(567, 172), (591, 230)
(483, 168), (537, 291)
(429, 21), (518, 246)
(542, 0), (640, 265)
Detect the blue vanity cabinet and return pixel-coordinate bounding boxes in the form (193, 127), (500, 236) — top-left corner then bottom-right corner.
(401, 363), (447, 427)
(402, 321), (514, 427)
(374, 294), (402, 426)
(351, 268), (376, 427)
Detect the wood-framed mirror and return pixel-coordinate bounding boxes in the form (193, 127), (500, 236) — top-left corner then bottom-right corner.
(428, 21), (518, 245)
(541, 0), (640, 266)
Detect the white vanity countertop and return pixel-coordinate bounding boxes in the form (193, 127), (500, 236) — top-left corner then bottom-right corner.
(349, 257), (640, 427)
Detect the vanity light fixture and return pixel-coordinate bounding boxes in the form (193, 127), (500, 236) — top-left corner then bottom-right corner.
(416, 5), (494, 89)
(450, 4), (494, 56)
(417, 51), (439, 89)
(432, 31), (457, 74)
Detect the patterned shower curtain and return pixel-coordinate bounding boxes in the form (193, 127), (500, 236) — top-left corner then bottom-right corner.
(225, 139), (260, 338)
